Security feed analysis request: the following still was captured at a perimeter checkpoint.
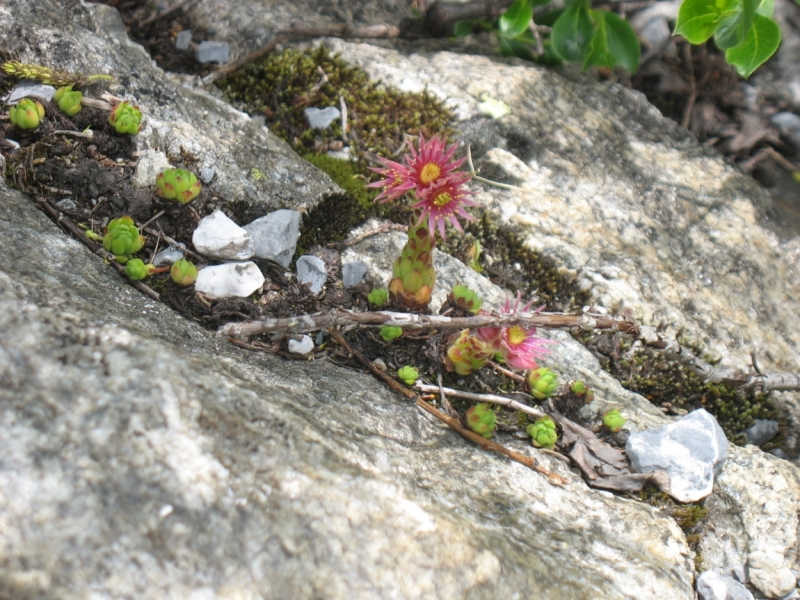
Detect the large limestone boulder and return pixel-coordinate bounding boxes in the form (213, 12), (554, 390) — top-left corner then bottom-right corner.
(0, 0), (798, 598)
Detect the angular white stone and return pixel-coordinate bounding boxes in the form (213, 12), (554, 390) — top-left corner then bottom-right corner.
(748, 551), (797, 599)
(342, 260), (367, 288)
(288, 335), (314, 355)
(194, 262), (264, 298)
(696, 571), (753, 600)
(304, 106), (340, 129)
(193, 210), (254, 261)
(626, 409), (728, 502)
(296, 255), (327, 295)
(244, 210), (300, 268)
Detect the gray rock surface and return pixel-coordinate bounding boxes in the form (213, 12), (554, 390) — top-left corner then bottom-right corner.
(743, 419), (780, 446)
(296, 255), (328, 294)
(175, 29), (193, 51)
(244, 209), (301, 268)
(195, 40), (230, 64)
(3, 0), (800, 597)
(696, 570), (754, 600)
(194, 261), (265, 298)
(131, 149), (171, 188)
(152, 245), (185, 266)
(627, 409), (728, 502)
(342, 260), (368, 288)
(192, 210), (254, 260)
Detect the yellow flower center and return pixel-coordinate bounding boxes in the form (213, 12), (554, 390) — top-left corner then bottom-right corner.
(420, 163), (441, 184)
(432, 191), (452, 207)
(507, 326), (526, 346)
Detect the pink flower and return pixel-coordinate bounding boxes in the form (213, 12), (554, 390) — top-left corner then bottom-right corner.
(411, 179), (477, 239)
(367, 134), (477, 238)
(477, 293), (554, 370)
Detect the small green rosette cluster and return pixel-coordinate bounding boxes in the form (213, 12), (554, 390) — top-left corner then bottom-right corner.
(379, 326), (403, 342)
(103, 216), (144, 263)
(170, 259), (198, 285)
(449, 284), (483, 314)
(9, 98), (45, 129)
(367, 288), (389, 308)
(53, 85), (82, 117)
(528, 367), (558, 400)
(527, 416), (558, 449)
(125, 259), (157, 281)
(571, 380), (595, 403)
(108, 101), (142, 135)
(445, 329), (493, 375)
(466, 404), (496, 438)
(156, 168), (201, 204)
(389, 219), (436, 311)
(602, 409), (626, 433)
(397, 366), (419, 385)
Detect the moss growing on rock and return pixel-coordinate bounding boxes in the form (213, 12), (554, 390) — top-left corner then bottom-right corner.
(217, 45), (451, 159)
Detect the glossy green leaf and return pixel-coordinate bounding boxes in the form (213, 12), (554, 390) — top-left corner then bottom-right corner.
(498, 34), (537, 60)
(725, 12), (781, 77)
(675, 0), (737, 43)
(454, 19), (476, 38)
(583, 11), (614, 69)
(499, 0), (534, 38)
(714, 0), (760, 48)
(757, 0), (774, 18)
(551, 0), (595, 62)
(599, 10), (641, 72)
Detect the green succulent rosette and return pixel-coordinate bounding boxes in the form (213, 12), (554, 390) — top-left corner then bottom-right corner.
(156, 168), (202, 204)
(9, 98), (45, 129)
(53, 85), (82, 117)
(170, 259), (198, 286)
(527, 416), (558, 449)
(466, 403), (496, 438)
(389, 218), (436, 311)
(108, 101), (142, 135)
(125, 259), (157, 281)
(528, 367), (558, 400)
(103, 216), (144, 263)
(379, 326), (403, 343)
(602, 409), (626, 433)
(367, 288), (389, 308)
(445, 329), (493, 376)
(397, 366), (419, 385)
(450, 284), (483, 314)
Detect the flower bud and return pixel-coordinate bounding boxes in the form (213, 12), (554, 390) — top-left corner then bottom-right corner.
(397, 366), (419, 385)
(527, 416), (558, 449)
(108, 101), (142, 135)
(527, 367), (558, 400)
(170, 259), (198, 286)
(379, 326), (403, 342)
(602, 409), (626, 433)
(466, 403), (496, 438)
(53, 85), (82, 117)
(449, 284), (483, 314)
(367, 288), (389, 308)
(9, 98), (45, 129)
(156, 168), (201, 204)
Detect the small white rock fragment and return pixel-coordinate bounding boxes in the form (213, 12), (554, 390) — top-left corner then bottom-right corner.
(7, 81), (56, 104)
(193, 210), (254, 261)
(199, 166), (216, 184)
(696, 570), (753, 600)
(747, 551), (797, 599)
(194, 262), (264, 298)
(342, 260), (368, 288)
(288, 335), (314, 355)
(296, 255), (327, 295)
(132, 149), (171, 188)
(244, 210), (300, 268)
(195, 41), (230, 64)
(626, 409), (728, 502)
(153, 246), (185, 266)
(304, 106), (341, 129)
(175, 29), (192, 51)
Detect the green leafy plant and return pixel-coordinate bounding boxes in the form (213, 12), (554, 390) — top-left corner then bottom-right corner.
(602, 409), (627, 432)
(170, 259), (198, 285)
(156, 168), (202, 204)
(9, 98), (45, 129)
(449, 284), (483, 314)
(527, 415), (558, 449)
(108, 101), (142, 135)
(528, 367), (558, 400)
(397, 366), (420, 385)
(466, 403), (497, 438)
(458, 0), (780, 78)
(367, 288), (389, 308)
(379, 326), (403, 342)
(125, 259), (157, 281)
(674, 0), (780, 77)
(103, 216), (144, 263)
(570, 380), (595, 403)
(53, 85), (82, 117)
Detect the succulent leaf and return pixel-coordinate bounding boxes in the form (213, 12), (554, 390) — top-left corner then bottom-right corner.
(156, 168), (201, 203)
(170, 259), (198, 286)
(466, 403), (496, 438)
(527, 416), (558, 449)
(527, 367), (558, 400)
(108, 101), (142, 135)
